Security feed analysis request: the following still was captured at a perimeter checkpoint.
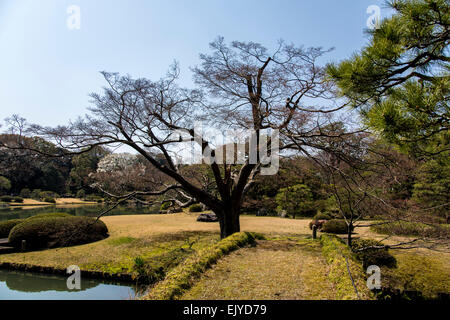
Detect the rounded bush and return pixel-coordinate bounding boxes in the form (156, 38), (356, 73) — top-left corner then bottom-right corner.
(20, 188), (31, 198)
(313, 212), (332, 221)
(12, 197), (24, 203)
(322, 219), (353, 234)
(351, 238), (397, 269)
(76, 190), (86, 199)
(188, 204), (203, 213)
(26, 212), (72, 221)
(0, 219), (24, 238)
(0, 195), (13, 203)
(160, 202), (171, 211)
(9, 216), (109, 250)
(43, 197), (56, 203)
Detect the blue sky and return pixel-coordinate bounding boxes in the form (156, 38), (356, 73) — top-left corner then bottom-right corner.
(0, 0), (388, 127)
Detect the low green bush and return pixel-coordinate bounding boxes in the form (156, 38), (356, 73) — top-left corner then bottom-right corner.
(320, 234), (373, 300)
(20, 188), (31, 198)
(9, 216), (108, 250)
(42, 197), (56, 203)
(26, 212), (72, 221)
(351, 238), (397, 269)
(160, 202), (172, 211)
(188, 204), (203, 213)
(0, 195), (13, 203)
(313, 212), (332, 220)
(12, 197), (24, 203)
(76, 190), (86, 199)
(144, 232), (263, 300)
(371, 221), (449, 239)
(39, 191), (59, 199)
(0, 219), (24, 238)
(30, 189), (42, 200)
(322, 219), (353, 234)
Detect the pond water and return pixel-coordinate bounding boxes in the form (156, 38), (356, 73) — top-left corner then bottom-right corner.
(0, 204), (160, 222)
(0, 269), (142, 300)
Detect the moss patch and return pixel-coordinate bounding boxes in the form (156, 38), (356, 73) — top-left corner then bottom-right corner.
(380, 251), (450, 300)
(320, 234), (373, 300)
(182, 238), (336, 300)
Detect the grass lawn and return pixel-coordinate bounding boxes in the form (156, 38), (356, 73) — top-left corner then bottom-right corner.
(0, 213), (313, 279)
(182, 238), (337, 300)
(0, 212), (448, 299)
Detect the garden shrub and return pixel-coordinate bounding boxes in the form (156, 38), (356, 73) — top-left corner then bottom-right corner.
(313, 212), (332, 221)
(320, 234), (373, 300)
(322, 219), (353, 234)
(42, 197), (56, 203)
(9, 216), (108, 250)
(76, 190), (86, 199)
(351, 238), (397, 269)
(371, 221), (449, 239)
(188, 204), (203, 213)
(20, 188), (31, 198)
(26, 212), (72, 221)
(12, 197), (24, 203)
(0, 195), (13, 203)
(160, 202), (172, 211)
(30, 189), (42, 200)
(0, 219), (24, 238)
(41, 191), (59, 198)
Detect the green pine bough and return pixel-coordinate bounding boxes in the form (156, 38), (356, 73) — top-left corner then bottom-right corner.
(320, 234), (373, 300)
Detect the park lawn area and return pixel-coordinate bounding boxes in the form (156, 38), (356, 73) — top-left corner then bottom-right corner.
(0, 212), (447, 299)
(182, 238), (337, 300)
(380, 248), (450, 299)
(0, 213), (313, 278)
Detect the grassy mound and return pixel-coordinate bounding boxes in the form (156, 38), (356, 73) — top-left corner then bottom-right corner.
(322, 219), (353, 234)
(371, 221), (449, 238)
(351, 238), (397, 269)
(0, 219), (24, 238)
(188, 204), (203, 212)
(380, 251), (450, 300)
(9, 216), (108, 250)
(320, 234), (372, 300)
(143, 232), (262, 300)
(25, 212), (73, 221)
(313, 212), (332, 220)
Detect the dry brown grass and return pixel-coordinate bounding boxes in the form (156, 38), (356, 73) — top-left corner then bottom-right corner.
(55, 198), (97, 205)
(0, 213), (312, 273)
(182, 239), (336, 300)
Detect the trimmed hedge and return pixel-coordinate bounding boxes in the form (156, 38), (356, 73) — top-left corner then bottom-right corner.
(320, 234), (372, 300)
(143, 232), (263, 300)
(188, 204), (203, 213)
(313, 212), (332, 221)
(0, 219), (24, 238)
(0, 196), (13, 203)
(351, 238), (397, 269)
(160, 202), (172, 211)
(26, 212), (72, 221)
(43, 197), (56, 203)
(371, 221), (449, 239)
(322, 219), (353, 234)
(9, 216), (108, 250)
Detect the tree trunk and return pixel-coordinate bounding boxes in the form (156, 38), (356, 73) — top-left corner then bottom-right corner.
(347, 222), (353, 246)
(217, 205), (241, 239)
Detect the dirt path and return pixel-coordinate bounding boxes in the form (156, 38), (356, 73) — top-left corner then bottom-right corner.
(182, 239), (337, 300)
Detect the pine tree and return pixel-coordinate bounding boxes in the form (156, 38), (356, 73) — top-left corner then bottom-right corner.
(328, 0), (449, 157)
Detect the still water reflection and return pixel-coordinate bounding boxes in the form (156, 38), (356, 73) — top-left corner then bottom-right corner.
(0, 269), (142, 300)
